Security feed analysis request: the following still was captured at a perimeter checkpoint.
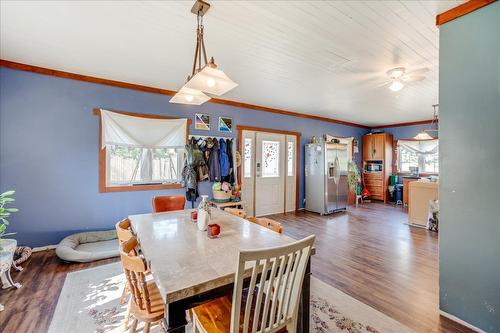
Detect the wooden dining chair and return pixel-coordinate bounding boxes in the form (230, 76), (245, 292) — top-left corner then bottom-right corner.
(116, 218), (137, 304)
(225, 207), (248, 219)
(152, 195), (186, 213)
(247, 217), (283, 234)
(120, 236), (165, 333)
(191, 235), (315, 333)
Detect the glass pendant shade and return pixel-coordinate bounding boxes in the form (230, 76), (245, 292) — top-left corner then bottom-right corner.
(389, 80), (404, 92)
(184, 66), (238, 96)
(169, 86), (210, 105)
(413, 131), (434, 140)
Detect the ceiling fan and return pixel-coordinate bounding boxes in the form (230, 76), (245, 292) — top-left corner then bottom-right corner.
(384, 67), (427, 92)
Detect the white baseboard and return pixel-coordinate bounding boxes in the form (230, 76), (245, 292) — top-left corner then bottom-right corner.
(439, 310), (486, 333)
(32, 245), (57, 252)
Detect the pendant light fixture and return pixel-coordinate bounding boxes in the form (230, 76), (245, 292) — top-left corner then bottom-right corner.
(414, 104), (439, 140)
(170, 0), (237, 105)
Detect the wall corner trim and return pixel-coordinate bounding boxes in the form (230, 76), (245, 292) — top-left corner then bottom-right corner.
(374, 119), (436, 129)
(436, 0), (496, 26)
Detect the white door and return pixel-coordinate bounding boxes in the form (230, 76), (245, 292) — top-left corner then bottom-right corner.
(255, 132), (286, 216)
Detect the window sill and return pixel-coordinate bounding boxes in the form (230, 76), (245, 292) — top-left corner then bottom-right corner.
(100, 182), (183, 193)
(396, 172), (439, 177)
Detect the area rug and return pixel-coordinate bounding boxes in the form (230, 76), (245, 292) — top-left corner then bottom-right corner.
(48, 263), (414, 333)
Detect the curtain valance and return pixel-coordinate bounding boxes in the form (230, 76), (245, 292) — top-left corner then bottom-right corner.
(398, 139), (438, 155)
(100, 109), (187, 149)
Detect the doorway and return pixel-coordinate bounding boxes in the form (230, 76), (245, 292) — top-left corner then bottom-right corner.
(238, 126), (300, 217)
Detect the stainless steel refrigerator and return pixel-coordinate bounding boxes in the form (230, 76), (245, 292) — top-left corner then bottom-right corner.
(305, 141), (348, 215)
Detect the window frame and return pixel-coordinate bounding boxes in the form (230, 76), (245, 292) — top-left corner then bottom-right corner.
(394, 139), (439, 176)
(94, 108), (191, 193)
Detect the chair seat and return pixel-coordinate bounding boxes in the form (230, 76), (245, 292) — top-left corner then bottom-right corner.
(192, 295), (287, 333)
(130, 281), (165, 322)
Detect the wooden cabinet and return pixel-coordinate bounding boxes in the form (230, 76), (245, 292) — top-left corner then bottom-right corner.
(363, 133), (386, 161)
(402, 177), (418, 206)
(408, 181), (438, 227)
(362, 133), (393, 203)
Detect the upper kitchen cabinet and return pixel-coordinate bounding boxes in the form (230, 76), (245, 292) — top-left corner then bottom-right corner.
(363, 133), (387, 161)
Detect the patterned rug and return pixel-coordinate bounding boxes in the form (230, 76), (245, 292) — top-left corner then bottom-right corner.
(48, 263), (413, 333)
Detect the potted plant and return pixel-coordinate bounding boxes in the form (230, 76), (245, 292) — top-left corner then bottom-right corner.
(347, 161), (361, 194)
(0, 190), (18, 251)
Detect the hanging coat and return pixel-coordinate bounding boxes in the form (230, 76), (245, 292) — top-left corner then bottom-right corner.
(226, 139), (234, 184)
(219, 138), (230, 178)
(209, 139), (221, 181)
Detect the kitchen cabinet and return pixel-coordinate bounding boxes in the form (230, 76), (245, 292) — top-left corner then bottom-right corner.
(362, 133), (393, 203)
(403, 177), (419, 206)
(363, 133), (386, 161)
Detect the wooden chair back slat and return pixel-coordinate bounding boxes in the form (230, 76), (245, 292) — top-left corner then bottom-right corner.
(225, 207), (248, 219)
(152, 195), (186, 213)
(247, 217), (282, 234)
(120, 237), (153, 313)
(116, 218), (134, 244)
(230, 235), (315, 333)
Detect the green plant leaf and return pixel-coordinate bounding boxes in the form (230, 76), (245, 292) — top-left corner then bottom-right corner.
(5, 208), (18, 213)
(0, 190), (15, 197)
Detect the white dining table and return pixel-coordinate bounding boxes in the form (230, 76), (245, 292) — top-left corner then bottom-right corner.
(129, 208), (312, 333)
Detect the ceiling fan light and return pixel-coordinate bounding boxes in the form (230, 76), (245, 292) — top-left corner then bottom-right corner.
(413, 131), (434, 140)
(169, 86), (210, 105)
(389, 80), (404, 92)
(184, 65), (238, 96)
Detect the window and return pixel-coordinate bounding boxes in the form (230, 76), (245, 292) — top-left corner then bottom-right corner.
(397, 139), (439, 174)
(97, 109), (188, 192)
(107, 146), (184, 186)
(287, 141), (294, 177)
(262, 140), (280, 178)
(243, 138), (252, 178)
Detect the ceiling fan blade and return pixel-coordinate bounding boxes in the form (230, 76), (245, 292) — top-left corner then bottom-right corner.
(406, 67), (430, 75)
(403, 75), (426, 82)
(373, 80), (391, 88)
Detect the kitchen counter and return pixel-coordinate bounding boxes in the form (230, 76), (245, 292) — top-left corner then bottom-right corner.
(408, 180), (438, 227)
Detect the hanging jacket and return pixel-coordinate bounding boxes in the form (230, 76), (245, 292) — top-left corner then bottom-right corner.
(219, 138), (230, 177)
(209, 139), (221, 181)
(226, 139), (234, 183)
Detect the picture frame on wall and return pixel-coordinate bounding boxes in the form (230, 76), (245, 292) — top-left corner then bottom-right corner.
(218, 117), (232, 133)
(195, 113), (210, 130)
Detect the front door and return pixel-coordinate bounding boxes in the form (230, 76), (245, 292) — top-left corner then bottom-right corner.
(241, 129), (298, 217)
(255, 132), (286, 216)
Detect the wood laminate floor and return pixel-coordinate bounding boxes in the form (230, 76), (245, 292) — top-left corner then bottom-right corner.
(0, 203), (472, 333)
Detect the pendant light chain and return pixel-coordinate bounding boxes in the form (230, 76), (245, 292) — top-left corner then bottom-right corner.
(191, 12), (209, 78)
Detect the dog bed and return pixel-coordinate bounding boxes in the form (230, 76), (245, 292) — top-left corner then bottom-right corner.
(55, 230), (119, 263)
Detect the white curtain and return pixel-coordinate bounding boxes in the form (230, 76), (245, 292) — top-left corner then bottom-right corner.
(100, 109), (187, 149)
(398, 139), (438, 155)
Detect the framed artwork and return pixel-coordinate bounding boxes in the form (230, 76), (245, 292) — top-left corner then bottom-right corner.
(218, 117), (232, 133)
(195, 113), (210, 130)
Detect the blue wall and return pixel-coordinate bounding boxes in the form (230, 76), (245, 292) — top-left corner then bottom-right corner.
(439, 2), (499, 332)
(0, 68), (369, 246)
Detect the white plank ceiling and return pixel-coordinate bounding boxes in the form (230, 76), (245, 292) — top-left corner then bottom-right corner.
(0, 1), (463, 126)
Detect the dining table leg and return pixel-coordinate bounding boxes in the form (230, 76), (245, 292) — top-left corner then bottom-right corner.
(163, 301), (187, 333)
(296, 257), (311, 333)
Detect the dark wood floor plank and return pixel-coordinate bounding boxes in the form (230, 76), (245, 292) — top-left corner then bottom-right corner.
(0, 203), (473, 333)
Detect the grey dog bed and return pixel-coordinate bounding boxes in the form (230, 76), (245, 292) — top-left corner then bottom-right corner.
(55, 230), (119, 263)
